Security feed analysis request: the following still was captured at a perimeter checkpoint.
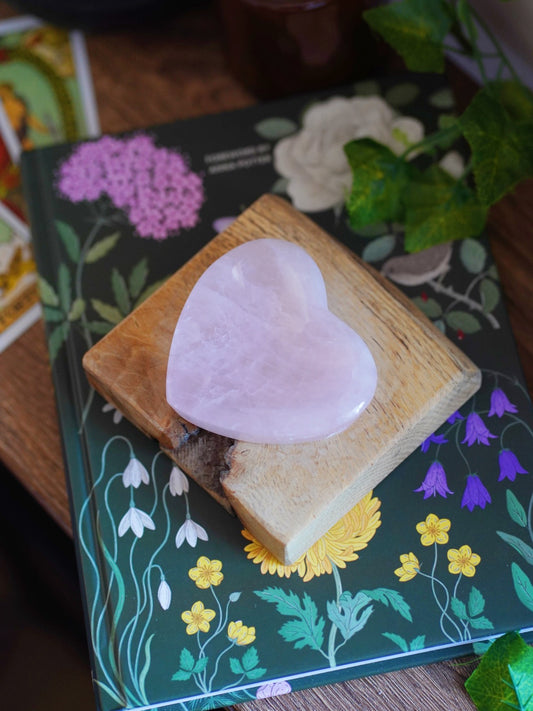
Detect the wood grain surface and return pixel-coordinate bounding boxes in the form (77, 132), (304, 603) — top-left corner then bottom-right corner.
(84, 194), (480, 564)
(0, 3), (531, 709)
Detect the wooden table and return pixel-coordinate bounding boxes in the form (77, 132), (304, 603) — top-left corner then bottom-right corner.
(0, 3), (532, 710)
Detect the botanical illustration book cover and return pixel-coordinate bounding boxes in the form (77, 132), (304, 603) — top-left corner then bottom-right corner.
(22, 75), (533, 711)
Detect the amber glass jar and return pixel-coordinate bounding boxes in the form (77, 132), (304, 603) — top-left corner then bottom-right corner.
(217, 0), (380, 99)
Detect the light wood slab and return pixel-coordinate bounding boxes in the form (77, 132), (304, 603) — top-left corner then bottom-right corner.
(83, 194), (481, 564)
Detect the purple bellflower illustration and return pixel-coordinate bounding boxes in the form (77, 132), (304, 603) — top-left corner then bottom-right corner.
(498, 449), (528, 481)
(488, 388), (518, 417)
(461, 474), (492, 511)
(462, 412), (497, 446)
(414, 461), (454, 499)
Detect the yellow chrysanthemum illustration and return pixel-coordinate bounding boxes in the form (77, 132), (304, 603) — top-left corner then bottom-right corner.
(181, 601), (216, 635)
(242, 491), (381, 582)
(394, 552), (420, 582)
(416, 513), (451, 546)
(227, 620), (256, 646)
(188, 556), (224, 589)
(447, 545), (481, 577)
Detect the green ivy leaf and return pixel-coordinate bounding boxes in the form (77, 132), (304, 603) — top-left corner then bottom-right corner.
(468, 587), (485, 618)
(465, 631), (533, 711)
(38, 276), (59, 307)
(68, 298), (85, 321)
(254, 117), (297, 140)
(412, 296), (442, 319)
(506, 489), (527, 528)
(344, 138), (413, 229)
(361, 235), (396, 263)
(479, 278), (500, 313)
(112, 268), (131, 316)
(460, 238), (487, 274)
(363, 0), (452, 73)
(460, 85), (533, 205)
(128, 258), (149, 300)
(85, 232), (120, 263)
(91, 299), (122, 325)
(512, 563), (533, 612)
(404, 167), (487, 252)
(56, 220), (81, 263)
(491, 80), (533, 122)
(444, 310), (482, 334)
(497, 531), (533, 565)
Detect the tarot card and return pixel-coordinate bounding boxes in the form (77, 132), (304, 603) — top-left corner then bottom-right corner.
(0, 15), (99, 350)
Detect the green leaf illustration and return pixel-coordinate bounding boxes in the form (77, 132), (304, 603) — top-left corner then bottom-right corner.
(345, 138), (413, 229)
(58, 262), (71, 313)
(360, 588), (412, 622)
(469, 616), (494, 631)
(128, 257), (149, 300)
(180, 648), (195, 672)
(410, 635), (426, 651)
(194, 657), (208, 674)
(245, 667), (267, 680)
(506, 489), (527, 528)
(38, 276), (59, 307)
(479, 278), (500, 313)
(353, 79), (381, 96)
(91, 299), (123, 325)
(171, 669), (193, 682)
(363, 0), (452, 73)
(68, 298), (85, 321)
(382, 632), (408, 652)
(412, 296), (442, 319)
(86, 320), (114, 335)
(404, 168), (487, 252)
(48, 322), (69, 362)
(361, 235), (396, 263)
(511, 563), (533, 611)
(254, 117), (297, 140)
(460, 238), (487, 274)
(465, 631), (533, 711)
(134, 277), (168, 308)
(429, 87), (455, 109)
(384, 82), (420, 108)
(460, 85), (533, 205)
(112, 268), (131, 316)
(229, 657), (244, 675)
(497, 531), (533, 565)
(255, 587), (325, 652)
(451, 596), (468, 620)
(85, 232), (121, 263)
(43, 306), (65, 323)
(56, 220), (81, 263)
(444, 311), (482, 334)
(271, 177), (289, 195)
(468, 587), (485, 618)
(242, 646), (259, 672)
(326, 591), (374, 641)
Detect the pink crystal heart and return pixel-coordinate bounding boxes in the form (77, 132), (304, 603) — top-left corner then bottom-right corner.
(166, 239), (377, 444)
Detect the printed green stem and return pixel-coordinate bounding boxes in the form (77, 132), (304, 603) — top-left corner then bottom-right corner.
(483, 369), (530, 400)
(208, 641), (235, 691)
(452, 574), (471, 641)
(327, 561), (343, 668)
(428, 276), (500, 330)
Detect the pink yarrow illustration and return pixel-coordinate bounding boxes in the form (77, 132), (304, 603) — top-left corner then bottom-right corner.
(56, 134), (204, 240)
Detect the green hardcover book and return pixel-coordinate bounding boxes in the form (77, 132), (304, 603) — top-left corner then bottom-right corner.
(21, 74), (533, 711)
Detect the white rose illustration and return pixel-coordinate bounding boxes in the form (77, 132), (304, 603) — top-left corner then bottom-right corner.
(273, 95), (424, 213)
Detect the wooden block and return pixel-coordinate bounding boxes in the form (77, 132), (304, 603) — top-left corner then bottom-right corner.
(83, 195), (481, 564)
